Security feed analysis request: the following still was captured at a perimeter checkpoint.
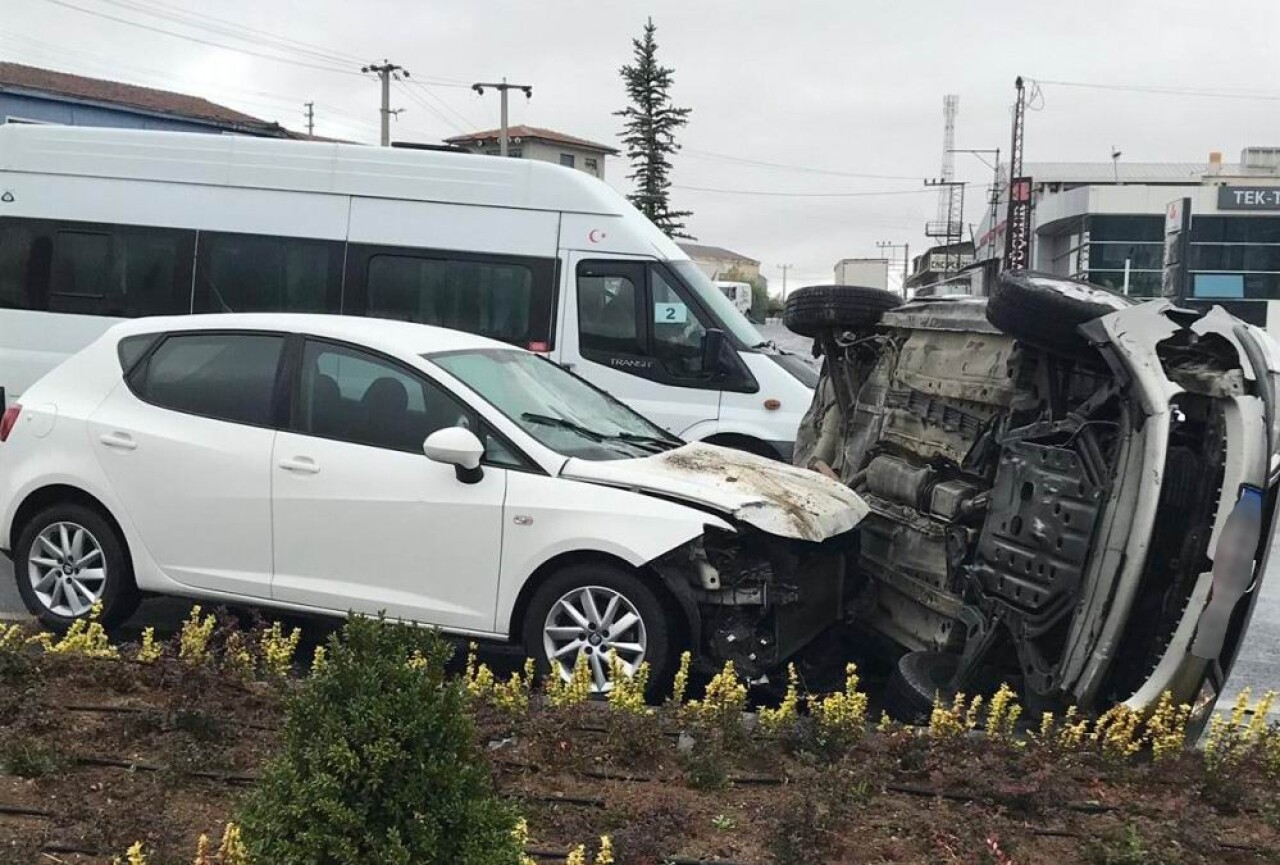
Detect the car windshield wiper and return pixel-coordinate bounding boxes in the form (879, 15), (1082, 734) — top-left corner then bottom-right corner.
(521, 412), (607, 442)
(615, 431), (680, 451)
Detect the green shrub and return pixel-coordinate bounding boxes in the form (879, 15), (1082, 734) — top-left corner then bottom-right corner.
(236, 616), (523, 865)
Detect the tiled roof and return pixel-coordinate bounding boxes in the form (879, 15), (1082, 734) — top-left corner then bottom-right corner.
(445, 125), (618, 154)
(677, 242), (758, 265)
(0, 61), (292, 135)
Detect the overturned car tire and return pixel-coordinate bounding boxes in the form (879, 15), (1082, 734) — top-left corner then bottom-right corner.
(884, 651), (960, 724)
(985, 270), (1131, 358)
(784, 285), (902, 338)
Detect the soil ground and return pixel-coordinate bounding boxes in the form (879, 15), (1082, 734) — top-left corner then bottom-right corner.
(2, 638), (1279, 865)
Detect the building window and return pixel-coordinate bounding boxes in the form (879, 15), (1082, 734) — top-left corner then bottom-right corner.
(559, 153), (575, 168)
(1087, 270), (1164, 298)
(1085, 215), (1164, 242)
(584, 157), (599, 174)
(1088, 242), (1164, 270)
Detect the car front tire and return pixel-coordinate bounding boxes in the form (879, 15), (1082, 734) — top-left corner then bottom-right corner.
(15, 503), (140, 631)
(522, 562), (673, 696)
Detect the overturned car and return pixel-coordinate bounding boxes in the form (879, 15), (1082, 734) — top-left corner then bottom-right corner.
(787, 272), (1278, 723)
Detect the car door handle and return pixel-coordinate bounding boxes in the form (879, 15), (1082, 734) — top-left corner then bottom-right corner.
(98, 432), (137, 451)
(278, 457), (320, 475)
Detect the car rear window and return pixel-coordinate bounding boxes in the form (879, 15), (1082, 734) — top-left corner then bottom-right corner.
(129, 332), (285, 427)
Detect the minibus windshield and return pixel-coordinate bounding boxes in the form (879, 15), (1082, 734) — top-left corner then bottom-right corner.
(669, 261), (766, 348)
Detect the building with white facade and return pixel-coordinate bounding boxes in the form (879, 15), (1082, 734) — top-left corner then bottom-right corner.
(978, 148), (1280, 329)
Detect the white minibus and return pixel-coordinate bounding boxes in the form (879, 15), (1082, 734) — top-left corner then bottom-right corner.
(0, 125), (815, 459)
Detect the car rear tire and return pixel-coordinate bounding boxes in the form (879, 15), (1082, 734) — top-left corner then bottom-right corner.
(784, 285), (902, 338)
(15, 503), (140, 631)
(985, 270), (1131, 358)
(521, 562), (673, 697)
(884, 650), (960, 723)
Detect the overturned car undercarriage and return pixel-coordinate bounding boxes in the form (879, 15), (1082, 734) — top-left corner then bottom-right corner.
(747, 272), (1280, 723)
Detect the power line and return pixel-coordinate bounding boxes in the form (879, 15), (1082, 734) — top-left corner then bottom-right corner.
(0, 29), (390, 138)
(673, 184), (934, 198)
(37, 0), (479, 89)
(38, 0), (362, 75)
(92, 0), (363, 67)
(1036, 78), (1280, 103)
(404, 79), (478, 131)
(683, 148), (921, 181)
(394, 79), (467, 136)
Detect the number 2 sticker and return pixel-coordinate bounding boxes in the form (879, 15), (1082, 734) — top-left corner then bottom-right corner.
(654, 302), (687, 323)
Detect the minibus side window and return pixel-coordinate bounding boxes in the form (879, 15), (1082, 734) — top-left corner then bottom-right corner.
(194, 232), (342, 314)
(347, 244), (555, 350)
(0, 218), (192, 317)
(577, 269), (645, 358)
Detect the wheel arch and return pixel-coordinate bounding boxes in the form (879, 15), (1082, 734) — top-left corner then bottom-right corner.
(10, 484), (131, 564)
(506, 549), (695, 653)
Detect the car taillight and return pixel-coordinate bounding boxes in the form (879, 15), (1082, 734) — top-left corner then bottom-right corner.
(0, 404), (21, 442)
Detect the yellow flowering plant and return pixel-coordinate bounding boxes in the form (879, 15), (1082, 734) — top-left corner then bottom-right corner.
(48, 602), (118, 659)
(259, 621), (301, 677)
(178, 605), (216, 665)
(811, 663), (870, 747)
(136, 626), (163, 664)
(757, 663), (801, 736)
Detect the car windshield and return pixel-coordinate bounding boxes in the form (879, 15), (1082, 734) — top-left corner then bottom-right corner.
(669, 260), (766, 348)
(428, 348), (681, 461)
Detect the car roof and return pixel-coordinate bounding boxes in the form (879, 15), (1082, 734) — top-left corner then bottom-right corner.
(105, 313), (519, 358)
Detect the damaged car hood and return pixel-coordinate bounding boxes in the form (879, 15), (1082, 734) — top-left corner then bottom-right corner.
(559, 442), (869, 542)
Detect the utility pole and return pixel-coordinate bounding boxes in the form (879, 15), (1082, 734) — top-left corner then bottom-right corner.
(778, 264), (792, 300)
(876, 241), (911, 297)
(471, 78), (533, 157)
(949, 148), (1001, 259)
(303, 101), (314, 137)
(362, 61), (409, 146)
(1004, 75), (1029, 271)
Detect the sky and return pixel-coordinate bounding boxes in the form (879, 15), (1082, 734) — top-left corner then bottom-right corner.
(4, 0), (1280, 291)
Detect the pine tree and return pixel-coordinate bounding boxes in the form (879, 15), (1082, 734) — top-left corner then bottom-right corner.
(616, 18), (694, 239)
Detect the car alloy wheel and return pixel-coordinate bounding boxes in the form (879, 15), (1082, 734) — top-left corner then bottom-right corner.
(542, 585), (648, 692)
(27, 521), (108, 618)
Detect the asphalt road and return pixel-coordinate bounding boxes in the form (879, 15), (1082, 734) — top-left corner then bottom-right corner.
(1, 320), (1276, 710)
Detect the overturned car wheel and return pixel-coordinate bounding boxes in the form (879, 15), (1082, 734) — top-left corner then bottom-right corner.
(784, 285), (902, 338)
(884, 651), (960, 723)
(985, 270), (1131, 358)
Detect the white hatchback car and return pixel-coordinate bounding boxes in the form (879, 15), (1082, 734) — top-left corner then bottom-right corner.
(0, 314), (865, 689)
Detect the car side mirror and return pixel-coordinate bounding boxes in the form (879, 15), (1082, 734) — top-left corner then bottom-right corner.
(702, 328), (727, 374)
(423, 427), (485, 484)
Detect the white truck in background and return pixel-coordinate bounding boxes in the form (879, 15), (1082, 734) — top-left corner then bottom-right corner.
(716, 280), (753, 316)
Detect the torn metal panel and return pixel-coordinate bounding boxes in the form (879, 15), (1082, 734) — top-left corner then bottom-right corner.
(880, 297), (1003, 335)
(560, 442), (869, 542)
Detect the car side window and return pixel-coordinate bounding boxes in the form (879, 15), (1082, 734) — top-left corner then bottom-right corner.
(650, 268), (708, 377)
(296, 341), (521, 468)
(130, 332), (286, 426)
